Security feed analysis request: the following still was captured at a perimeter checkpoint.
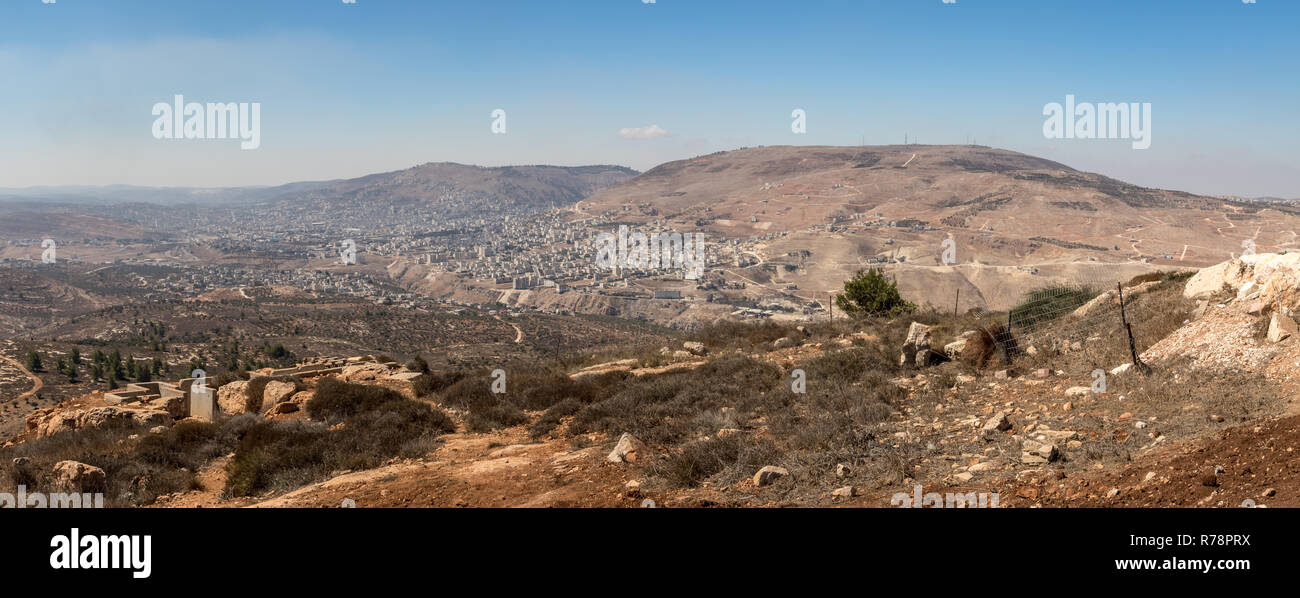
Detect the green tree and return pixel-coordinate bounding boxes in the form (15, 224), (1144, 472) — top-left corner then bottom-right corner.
(24, 351), (42, 372)
(835, 268), (915, 317)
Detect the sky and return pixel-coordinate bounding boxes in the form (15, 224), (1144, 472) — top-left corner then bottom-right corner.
(0, 0), (1296, 198)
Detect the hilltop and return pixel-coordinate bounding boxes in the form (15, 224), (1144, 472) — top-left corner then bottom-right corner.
(269, 162), (639, 215)
(574, 145), (1300, 311)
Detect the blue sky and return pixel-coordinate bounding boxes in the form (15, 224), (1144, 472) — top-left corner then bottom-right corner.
(1, 0), (1296, 197)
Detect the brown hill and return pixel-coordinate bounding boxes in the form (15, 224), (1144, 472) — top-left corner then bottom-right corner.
(576, 145), (1300, 311)
(273, 162), (639, 213)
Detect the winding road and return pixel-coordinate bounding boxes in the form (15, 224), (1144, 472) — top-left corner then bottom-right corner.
(0, 355), (43, 402)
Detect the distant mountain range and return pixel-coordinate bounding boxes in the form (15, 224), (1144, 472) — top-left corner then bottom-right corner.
(0, 162), (639, 210)
(267, 162), (639, 213)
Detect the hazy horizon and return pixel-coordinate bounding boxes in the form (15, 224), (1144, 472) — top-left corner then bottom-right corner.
(0, 143), (1293, 203)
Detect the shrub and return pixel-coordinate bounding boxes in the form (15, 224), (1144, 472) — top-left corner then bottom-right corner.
(689, 319), (789, 350)
(649, 436), (784, 488)
(801, 345), (898, 382)
(465, 403), (529, 433)
(406, 356), (431, 374)
(413, 370), (465, 397)
(959, 322), (1018, 369)
(228, 379), (456, 497)
(437, 376), (496, 410)
(568, 354), (782, 444)
(512, 372), (599, 410)
(529, 398), (582, 439)
(835, 268), (915, 316)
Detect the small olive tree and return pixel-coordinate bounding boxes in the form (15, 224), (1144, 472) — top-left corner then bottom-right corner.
(835, 268), (915, 316)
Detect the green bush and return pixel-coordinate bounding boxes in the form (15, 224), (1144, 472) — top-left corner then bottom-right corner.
(835, 268), (915, 316)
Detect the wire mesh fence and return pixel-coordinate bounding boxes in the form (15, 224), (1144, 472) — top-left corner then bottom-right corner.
(1009, 280), (1115, 353)
(1006, 271), (1183, 372)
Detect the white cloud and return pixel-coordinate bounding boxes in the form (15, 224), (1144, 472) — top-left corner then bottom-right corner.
(618, 124), (668, 139)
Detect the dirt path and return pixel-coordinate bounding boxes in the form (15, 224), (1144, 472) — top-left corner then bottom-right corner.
(0, 354), (43, 402)
(494, 315), (524, 344)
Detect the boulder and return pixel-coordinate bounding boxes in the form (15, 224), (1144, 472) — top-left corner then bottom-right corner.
(1267, 312), (1298, 343)
(899, 322), (930, 365)
(1259, 268), (1300, 315)
(1237, 281), (1260, 301)
(217, 380), (250, 415)
(682, 341), (708, 356)
(53, 460), (106, 493)
(342, 363), (389, 382)
(773, 336), (800, 350)
(289, 390), (314, 406)
(379, 373), (420, 400)
(1185, 254), (1300, 316)
(270, 402), (300, 415)
(981, 411), (1012, 435)
(944, 331), (978, 359)
(606, 433), (649, 464)
(146, 395), (187, 419)
(900, 322), (943, 367)
(1064, 386), (1092, 397)
(63, 407), (168, 430)
(261, 381), (298, 409)
(27, 405), (172, 439)
(753, 465), (789, 487)
(1183, 257), (1260, 300)
(1021, 440), (1059, 465)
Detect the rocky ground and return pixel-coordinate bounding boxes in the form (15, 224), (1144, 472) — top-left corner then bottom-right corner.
(6, 254), (1300, 508)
